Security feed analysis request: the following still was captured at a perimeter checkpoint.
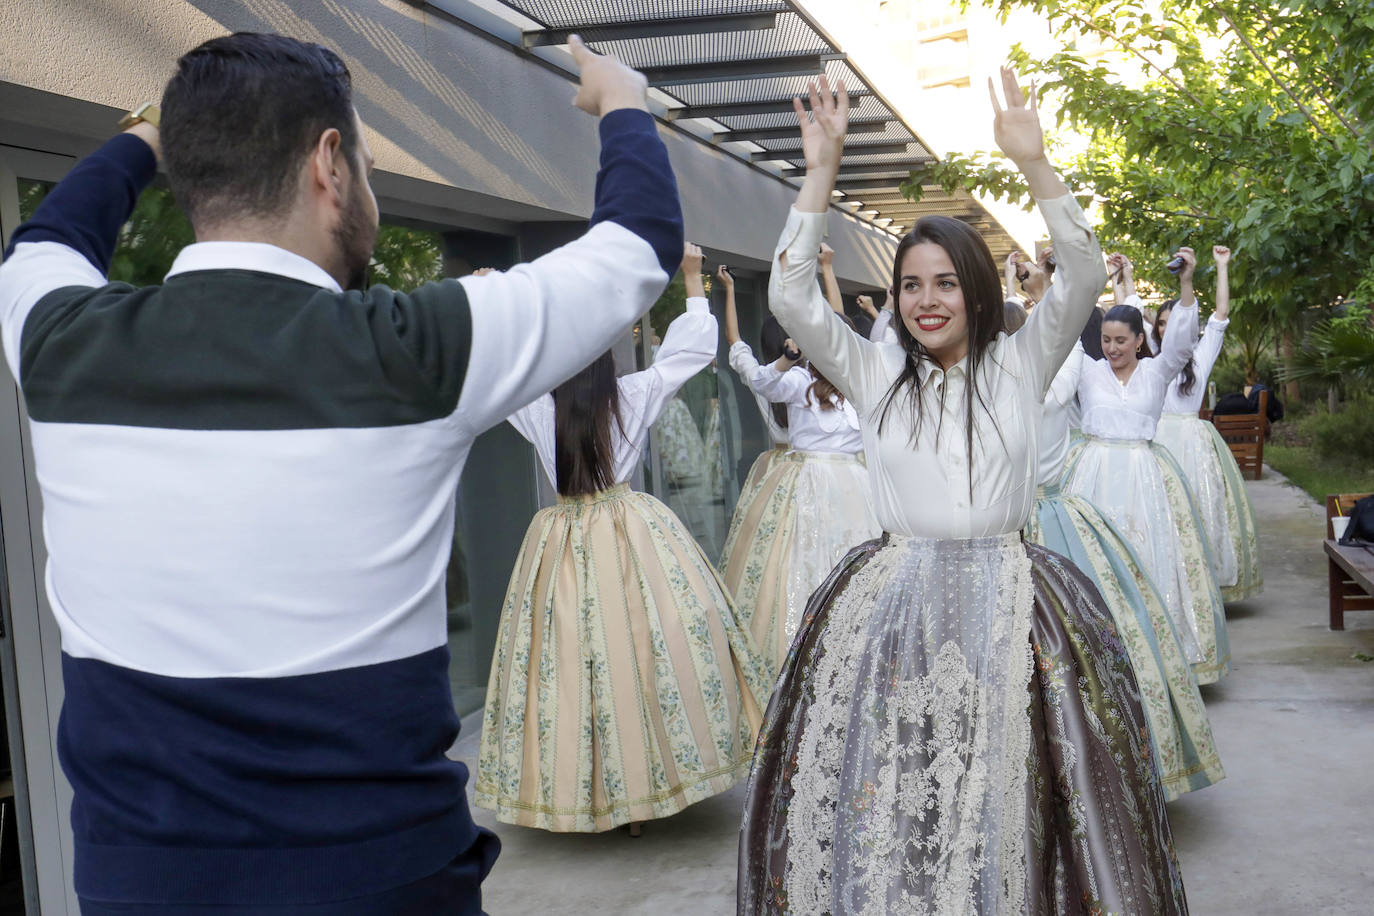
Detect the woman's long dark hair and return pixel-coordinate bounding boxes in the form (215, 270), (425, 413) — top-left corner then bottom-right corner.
(552, 351), (624, 497)
(759, 316), (790, 429)
(1079, 306), (1104, 361)
(877, 216), (1008, 493)
(1103, 304), (1152, 361)
(1151, 298), (1195, 394)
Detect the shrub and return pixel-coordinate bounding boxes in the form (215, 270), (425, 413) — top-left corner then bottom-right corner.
(1299, 395), (1374, 461)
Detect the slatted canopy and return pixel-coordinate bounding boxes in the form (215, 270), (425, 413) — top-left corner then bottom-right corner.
(425, 0), (1021, 265)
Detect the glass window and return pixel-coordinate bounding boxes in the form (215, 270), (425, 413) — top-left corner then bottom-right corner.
(19, 180), (194, 284)
(637, 270), (772, 564)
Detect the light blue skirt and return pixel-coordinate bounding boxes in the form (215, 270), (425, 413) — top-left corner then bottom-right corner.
(1027, 483), (1225, 800)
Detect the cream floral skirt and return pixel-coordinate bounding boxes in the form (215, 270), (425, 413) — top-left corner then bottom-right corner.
(1156, 413), (1263, 602)
(475, 483), (772, 832)
(1065, 437), (1232, 684)
(720, 450), (880, 674)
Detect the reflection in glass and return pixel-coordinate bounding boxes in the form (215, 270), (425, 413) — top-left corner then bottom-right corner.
(639, 271), (767, 562)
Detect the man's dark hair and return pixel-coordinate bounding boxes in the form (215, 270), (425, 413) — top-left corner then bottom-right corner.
(161, 32), (358, 229)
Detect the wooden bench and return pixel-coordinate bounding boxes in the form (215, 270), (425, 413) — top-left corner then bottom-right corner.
(1324, 492), (1374, 630)
(1210, 389), (1268, 480)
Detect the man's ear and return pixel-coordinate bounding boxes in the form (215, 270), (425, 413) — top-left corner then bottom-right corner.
(309, 127), (345, 202)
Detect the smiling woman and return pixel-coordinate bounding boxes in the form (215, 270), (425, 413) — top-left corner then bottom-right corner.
(878, 212), (1009, 481)
(739, 68), (1185, 915)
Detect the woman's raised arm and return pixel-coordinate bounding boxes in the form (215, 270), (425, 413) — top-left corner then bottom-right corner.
(768, 76), (888, 409)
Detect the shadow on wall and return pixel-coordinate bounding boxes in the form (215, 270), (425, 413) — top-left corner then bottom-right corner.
(174, 0), (899, 281)
(184, 0), (589, 213)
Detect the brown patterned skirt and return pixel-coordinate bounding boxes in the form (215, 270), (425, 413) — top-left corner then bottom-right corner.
(738, 533), (1187, 914)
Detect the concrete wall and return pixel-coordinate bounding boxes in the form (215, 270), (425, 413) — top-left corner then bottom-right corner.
(0, 0), (898, 286)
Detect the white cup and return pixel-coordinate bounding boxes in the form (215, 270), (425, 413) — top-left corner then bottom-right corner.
(1332, 516), (1351, 539)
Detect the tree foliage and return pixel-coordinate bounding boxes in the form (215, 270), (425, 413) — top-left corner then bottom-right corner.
(904, 0), (1374, 379)
(367, 224), (445, 289)
(20, 179), (451, 291)
(1282, 304), (1374, 390)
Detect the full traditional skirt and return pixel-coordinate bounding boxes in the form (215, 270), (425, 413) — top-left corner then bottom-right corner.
(720, 450), (881, 674)
(1155, 413), (1263, 602)
(738, 533), (1186, 915)
(739, 444), (790, 501)
(1064, 438), (1231, 685)
(1027, 485), (1224, 800)
(475, 483), (773, 832)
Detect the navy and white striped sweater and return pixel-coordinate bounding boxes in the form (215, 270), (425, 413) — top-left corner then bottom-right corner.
(0, 109), (682, 906)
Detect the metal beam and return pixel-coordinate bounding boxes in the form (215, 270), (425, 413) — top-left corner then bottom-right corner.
(834, 178), (932, 193)
(782, 159), (932, 177)
(714, 119), (891, 143)
(872, 204), (983, 216)
(523, 11), (778, 48)
(644, 53), (843, 87)
(866, 198), (973, 211)
(844, 196), (921, 207)
(664, 90), (872, 120)
(752, 141), (915, 162)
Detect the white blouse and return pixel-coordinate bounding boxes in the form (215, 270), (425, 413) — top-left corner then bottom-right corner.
(728, 341), (789, 447)
(868, 309), (899, 345)
(508, 297), (718, 489)
(769, 194), (1106, 538)
(1077, 300), (1199, 441)
(1162, 316), (1229, 414)
(736, 354), (864, 454)
(1039, 341), (1085, 488)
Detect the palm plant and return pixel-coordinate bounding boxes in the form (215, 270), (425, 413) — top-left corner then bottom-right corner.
(1281, 307), (1374, 411)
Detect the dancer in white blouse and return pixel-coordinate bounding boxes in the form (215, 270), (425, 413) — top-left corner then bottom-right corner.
(737, 333), (880, 671)
(477, 244), (770, 835)
(1154, 245), (1263, 601)
(1027, 336), (1225, 800)
(720, 271), (880, 672)
(858, 290), (899, 344)
(739, 70), (1185, 914)
(720, 265), (790, 493)
(1064, 252), (1231, 685)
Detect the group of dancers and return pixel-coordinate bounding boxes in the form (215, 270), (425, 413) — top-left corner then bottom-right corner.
(0, 24), (1270, 910)
(474, 68), (1261, 913)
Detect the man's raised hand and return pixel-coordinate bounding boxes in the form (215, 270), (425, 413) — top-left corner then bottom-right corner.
(569, 35), (648, 117)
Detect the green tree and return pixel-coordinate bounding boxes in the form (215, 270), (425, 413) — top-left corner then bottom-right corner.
(21, 179), (450, 291)
(367, 224), (445, 289)
(906, 0), (1374, 396)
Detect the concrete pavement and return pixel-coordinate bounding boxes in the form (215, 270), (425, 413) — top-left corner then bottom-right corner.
(454, 470), (1374, 914)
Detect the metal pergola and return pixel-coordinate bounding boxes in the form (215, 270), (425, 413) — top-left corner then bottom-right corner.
(417, 0), (1020, 263)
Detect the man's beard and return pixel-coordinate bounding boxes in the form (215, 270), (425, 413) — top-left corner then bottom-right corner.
(333, 184), (376, 291)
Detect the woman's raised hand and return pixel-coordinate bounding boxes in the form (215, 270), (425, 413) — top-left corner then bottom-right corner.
(988, 66), (1045, 167)
(681, 242), (704, 275)
(1213, 245), (1232, 267)
(794, 74), (849, 177)
(716, 264), (734, 288)
(682, 242), (706, 297)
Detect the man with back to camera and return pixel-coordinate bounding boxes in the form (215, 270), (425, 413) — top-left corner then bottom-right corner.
(0, 31), (682, 914)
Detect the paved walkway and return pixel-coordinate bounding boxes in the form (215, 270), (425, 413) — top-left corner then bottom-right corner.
(455, 471), (1374, 914)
